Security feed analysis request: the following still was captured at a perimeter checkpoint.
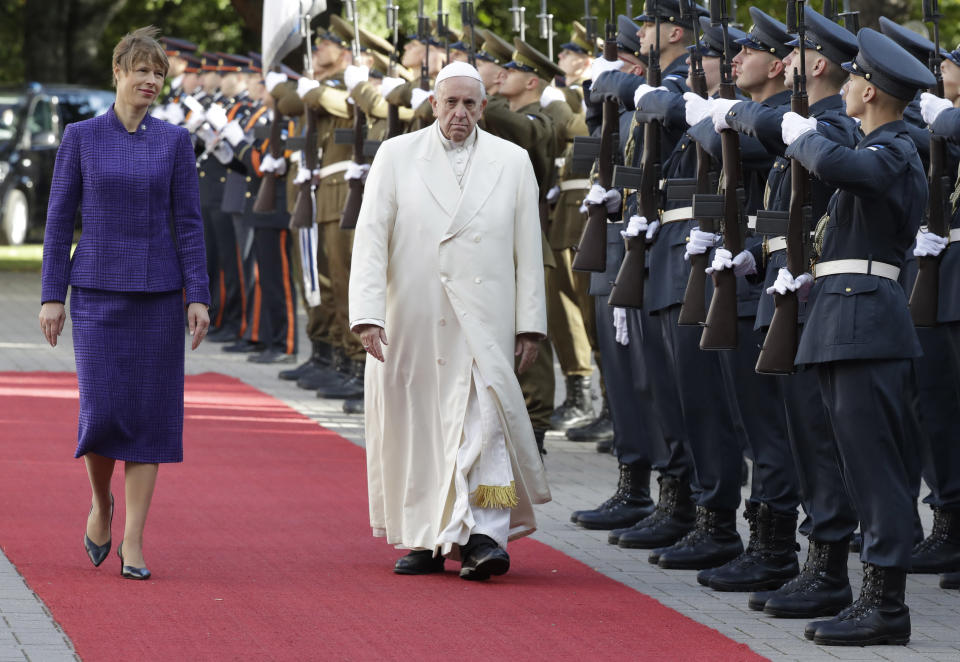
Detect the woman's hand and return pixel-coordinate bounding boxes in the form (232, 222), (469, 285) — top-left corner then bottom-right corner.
(187, 302), (210, 350)
(39, 302), (66, 347)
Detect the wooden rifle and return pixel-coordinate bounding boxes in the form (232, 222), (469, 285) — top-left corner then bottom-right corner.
(755, 0), (812, 373)
(700, 0), (744, 350)
(460, 1), (478, 67)
(339, 0), (367, 230)
(909, 0), (951, 326)
(679, 1), (721, 324)
(290, 11), (319, 230)
(386, 0), (402, 138)
(572, 0), (616, 273)
(253, 67), (284, 213)
(608, 0), (660, 308)
(537, 1), (555, 62)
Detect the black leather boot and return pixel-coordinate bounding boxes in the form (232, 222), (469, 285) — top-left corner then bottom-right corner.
(280, 340), (331, 381)
(757, 537), (853, 617)
(573, 463), (655, 530)
(808, 564), (910, 646)
(655, 506), (744, 570)
(941, 571), (960, 589)
(616, 475), (695, 549)
(697, 501), (759, 587)
(910, 508), (960, 574)
(549, 375), (594, 431)
(297, 347), (348, 390)
(707, 504), (799, 592)
(565, 401), (613, 442)
(316, 359), (364, 399)
(534, 428), (547, 456)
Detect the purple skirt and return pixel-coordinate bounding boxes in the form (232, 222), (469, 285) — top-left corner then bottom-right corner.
(71, 287), (185, 463)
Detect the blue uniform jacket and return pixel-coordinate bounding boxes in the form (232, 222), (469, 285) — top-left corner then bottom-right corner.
(787, 120), (924, 364)
(41, 105), (209, 306)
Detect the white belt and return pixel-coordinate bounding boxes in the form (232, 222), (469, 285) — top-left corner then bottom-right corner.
(660, 206), (693, 224)
(559, 178), (591, 192)
(766, 236), (787, 252)
(318, 160), (352, 180)
(951, 228), (960, 243)
(813, 259), (900, 281)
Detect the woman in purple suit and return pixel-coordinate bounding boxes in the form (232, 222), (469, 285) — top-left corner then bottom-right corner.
(38, 27), (210, 580)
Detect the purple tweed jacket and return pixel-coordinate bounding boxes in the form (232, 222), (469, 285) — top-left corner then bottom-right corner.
(41, 105), (209, 305)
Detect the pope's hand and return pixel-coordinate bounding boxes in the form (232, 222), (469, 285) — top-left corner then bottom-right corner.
(515, 333), (540, 374)
(920, 91), (953, 126)
(38, 302), (66, 348)
(355, 324), (388, 362)
(187, 302), (210, 350)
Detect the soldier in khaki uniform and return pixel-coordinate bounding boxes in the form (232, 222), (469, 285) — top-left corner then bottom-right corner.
(482, 37), (571, 453)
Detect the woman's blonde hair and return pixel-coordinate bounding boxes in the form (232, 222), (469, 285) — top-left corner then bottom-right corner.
(112, 26), (169, 85)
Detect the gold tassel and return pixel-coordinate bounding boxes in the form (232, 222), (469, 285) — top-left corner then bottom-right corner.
(473, 481), (518, 509)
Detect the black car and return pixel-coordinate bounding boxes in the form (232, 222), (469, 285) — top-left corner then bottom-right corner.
(0, 83), (115, 245)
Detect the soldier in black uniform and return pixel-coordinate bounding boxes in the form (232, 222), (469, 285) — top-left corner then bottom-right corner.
(780, 28), (934, 646)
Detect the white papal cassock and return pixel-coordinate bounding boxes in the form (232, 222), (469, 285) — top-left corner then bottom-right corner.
(349, 121), (551, 557)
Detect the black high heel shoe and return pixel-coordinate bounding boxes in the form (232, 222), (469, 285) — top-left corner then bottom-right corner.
(117, 542), (151, 580)
(83, 494), (114, 567)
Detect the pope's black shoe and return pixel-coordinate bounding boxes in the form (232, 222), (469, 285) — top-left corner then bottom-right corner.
(808, 564), (910, 646)
(459, 534), (510, 581)
(565, 402), (613, 442)
(909, 508), (960, 574)
(549, 375), (594, 431)
(575, 462), (654, 530)
(656, 506), (743, 571)
(698, 502), (759, 587)
(761, 538), (853, 618)
(940, 571), (960, 589)
(707, 504), (799, 592)
(616, 475), (695, 549)
(394, 549), (445, 575)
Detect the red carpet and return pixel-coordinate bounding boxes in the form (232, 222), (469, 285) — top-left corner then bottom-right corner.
(0, 372), (765, 661)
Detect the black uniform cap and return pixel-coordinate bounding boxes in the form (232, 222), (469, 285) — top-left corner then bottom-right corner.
(689, 16), (745, 58)
(842, 28), (937, 101)
(159, 37), (197, 57)
(785, 7), (859, 66)
(878, 17), (947, 66)
(634, 0), (708, 31)
(736, 7), (793, 60)
(617, 15), (644, 58)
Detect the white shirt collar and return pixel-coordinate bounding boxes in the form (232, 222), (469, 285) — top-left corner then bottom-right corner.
(435, 122), (478, 151)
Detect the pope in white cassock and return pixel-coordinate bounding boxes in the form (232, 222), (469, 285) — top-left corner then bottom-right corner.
(348, 62), (551, 580)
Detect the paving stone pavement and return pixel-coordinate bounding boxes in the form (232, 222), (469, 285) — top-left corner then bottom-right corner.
(2, 271), (959, 661)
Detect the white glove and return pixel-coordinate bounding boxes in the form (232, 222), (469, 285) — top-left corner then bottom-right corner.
(766, 268), (814, 302)
(613, 307), (629, 346)
(588, 56), (625, 82)
(546, 185), (560, 203)
(297, 77), (320, 99)
(683, 92), (712, 127)
(293, 165), (314, 185)
(221, 119), (246, 147)
(380, 76), (405, 100)
(781, 111), (818, 146)
(710, 98), (740, 133)
(706, 248), (757, 276)
(212, 140), (234, 165)
(205, 103), (228, 131)
(345, 161), (370, 182)
(920, 91), (953, 126)
(411, 87), (432, 109)
(264, 71), (288, 93)
(195, 124), (217, 146)
(914, 229), (949, 257)
(165, 103), (185, 126)
(684, 227), (719, 260)
(584, 184), (621, 213)
(540, 85), (566, 108)
(633, 83), (666, 109)
(151, 105), (167, 121)
(259, 153), (286, 175)
(182, 95), (204, 115)
(622, 214), (646, 238)
(344, 65), (369, 92)
(184, 111), (205, 132)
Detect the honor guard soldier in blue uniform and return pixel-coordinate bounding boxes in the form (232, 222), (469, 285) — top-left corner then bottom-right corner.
(779, 28), (935, 646)
(705, 8), (862, 608)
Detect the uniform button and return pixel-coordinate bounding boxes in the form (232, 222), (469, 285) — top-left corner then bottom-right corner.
(461, 311), (468, 318)
(437, 358), (446, 366)
(200, 171), (206, 178)
(845, 287), (852, 292)
(219, 177), (226, 183)
(245, 192), (251, 198)
(439, 318), (446, 326)
(685, 236), (690, 242)
(474, 277), (482, 284)
(473, 235), (481, 243)
(246, 176), (252, 182)
(140, 124), (146, 131)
